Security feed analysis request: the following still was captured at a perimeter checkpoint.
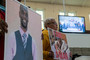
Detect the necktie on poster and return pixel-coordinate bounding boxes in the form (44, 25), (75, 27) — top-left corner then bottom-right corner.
(22, 33), (27, 49)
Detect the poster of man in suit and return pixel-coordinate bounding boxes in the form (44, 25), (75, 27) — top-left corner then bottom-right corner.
(5, 0), (42, 60)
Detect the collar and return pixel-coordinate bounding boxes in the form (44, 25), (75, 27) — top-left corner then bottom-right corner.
(19, 27), (28, 38)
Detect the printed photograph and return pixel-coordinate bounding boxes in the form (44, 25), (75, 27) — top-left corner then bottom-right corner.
(48, 28), (70, 60)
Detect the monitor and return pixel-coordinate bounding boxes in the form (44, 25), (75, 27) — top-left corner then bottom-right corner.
(58, 15), (86, 33)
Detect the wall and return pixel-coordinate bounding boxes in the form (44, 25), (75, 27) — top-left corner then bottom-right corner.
(23, 2), (90, 30)
(65, 33), (90, 48)
(21, 2), (90, 48)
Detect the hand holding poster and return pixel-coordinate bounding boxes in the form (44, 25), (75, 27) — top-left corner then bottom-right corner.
(48, 28), (70, 60)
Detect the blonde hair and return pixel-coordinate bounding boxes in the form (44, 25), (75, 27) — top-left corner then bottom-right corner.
(44, 17), (55, 29)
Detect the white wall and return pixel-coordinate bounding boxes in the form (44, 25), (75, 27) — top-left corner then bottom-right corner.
(24, 2), (90, 48)
(23, 2), (90, 30)
(21, 2), (90, 48)
(65, 33), (90, 48)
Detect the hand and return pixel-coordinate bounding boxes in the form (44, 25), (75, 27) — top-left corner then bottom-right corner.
(0, 19), (8, 36)
(49, 51), (54, 58)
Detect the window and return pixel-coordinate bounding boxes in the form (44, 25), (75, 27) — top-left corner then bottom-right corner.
(68, 12), (75, 16)
(89, 14), (90, 22)
(59, 12), (65, 15)
(36, 10), (44, 29)
(36, 10), (44, 20)
(59, 11), (76, 16)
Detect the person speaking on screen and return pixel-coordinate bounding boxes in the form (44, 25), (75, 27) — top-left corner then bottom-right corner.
(7, 4), (37, 60)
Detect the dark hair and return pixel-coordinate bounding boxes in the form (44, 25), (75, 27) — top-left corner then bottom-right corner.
(0, 0), (5, 6)
(0, 0), (3, 5)
(19, 4), (28, 19)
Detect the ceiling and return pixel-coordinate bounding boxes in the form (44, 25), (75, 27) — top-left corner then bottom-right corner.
(22, 0), (90, 7)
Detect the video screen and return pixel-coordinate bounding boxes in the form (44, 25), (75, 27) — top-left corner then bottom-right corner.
(58, 15), (86, 33)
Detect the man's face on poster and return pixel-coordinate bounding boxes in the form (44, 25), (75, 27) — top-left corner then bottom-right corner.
(19, 5), (28, 30)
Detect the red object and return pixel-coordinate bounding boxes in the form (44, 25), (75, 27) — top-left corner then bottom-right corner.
(0, 10), (5, 20)
(0, 9), (5, 60)
(0, 35), (4, 60)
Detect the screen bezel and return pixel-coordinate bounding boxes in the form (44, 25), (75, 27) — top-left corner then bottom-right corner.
(58, 15), (86, 34)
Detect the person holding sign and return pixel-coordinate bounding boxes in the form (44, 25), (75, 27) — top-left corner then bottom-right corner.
(42, 18), (67, 60)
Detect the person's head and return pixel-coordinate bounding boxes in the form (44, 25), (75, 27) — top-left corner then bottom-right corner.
(0, 0), (5, 6)
(44, 18), (58, 30)
(19, 4), (28, 31)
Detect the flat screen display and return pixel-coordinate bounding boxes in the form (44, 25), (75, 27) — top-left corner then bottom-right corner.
(58, 15), (86, 33)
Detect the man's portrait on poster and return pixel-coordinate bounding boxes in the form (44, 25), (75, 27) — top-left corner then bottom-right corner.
(7, 4), (37, 60)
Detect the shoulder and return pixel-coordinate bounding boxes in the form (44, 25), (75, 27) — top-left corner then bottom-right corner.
(42, 29), (49, 37)
(14, 30), (20, 33)
(8, 32), (16, 43)
(9, 32), (15, 37)
(32, 38), (36, 44)
(8, 30), (19, 39)
(42, 29), (48, 35)
(32, 38), (37, 48)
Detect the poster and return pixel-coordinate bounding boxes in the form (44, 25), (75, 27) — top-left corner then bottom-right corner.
(4, 0), (43, 60)
(48, 28), (70, 60)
